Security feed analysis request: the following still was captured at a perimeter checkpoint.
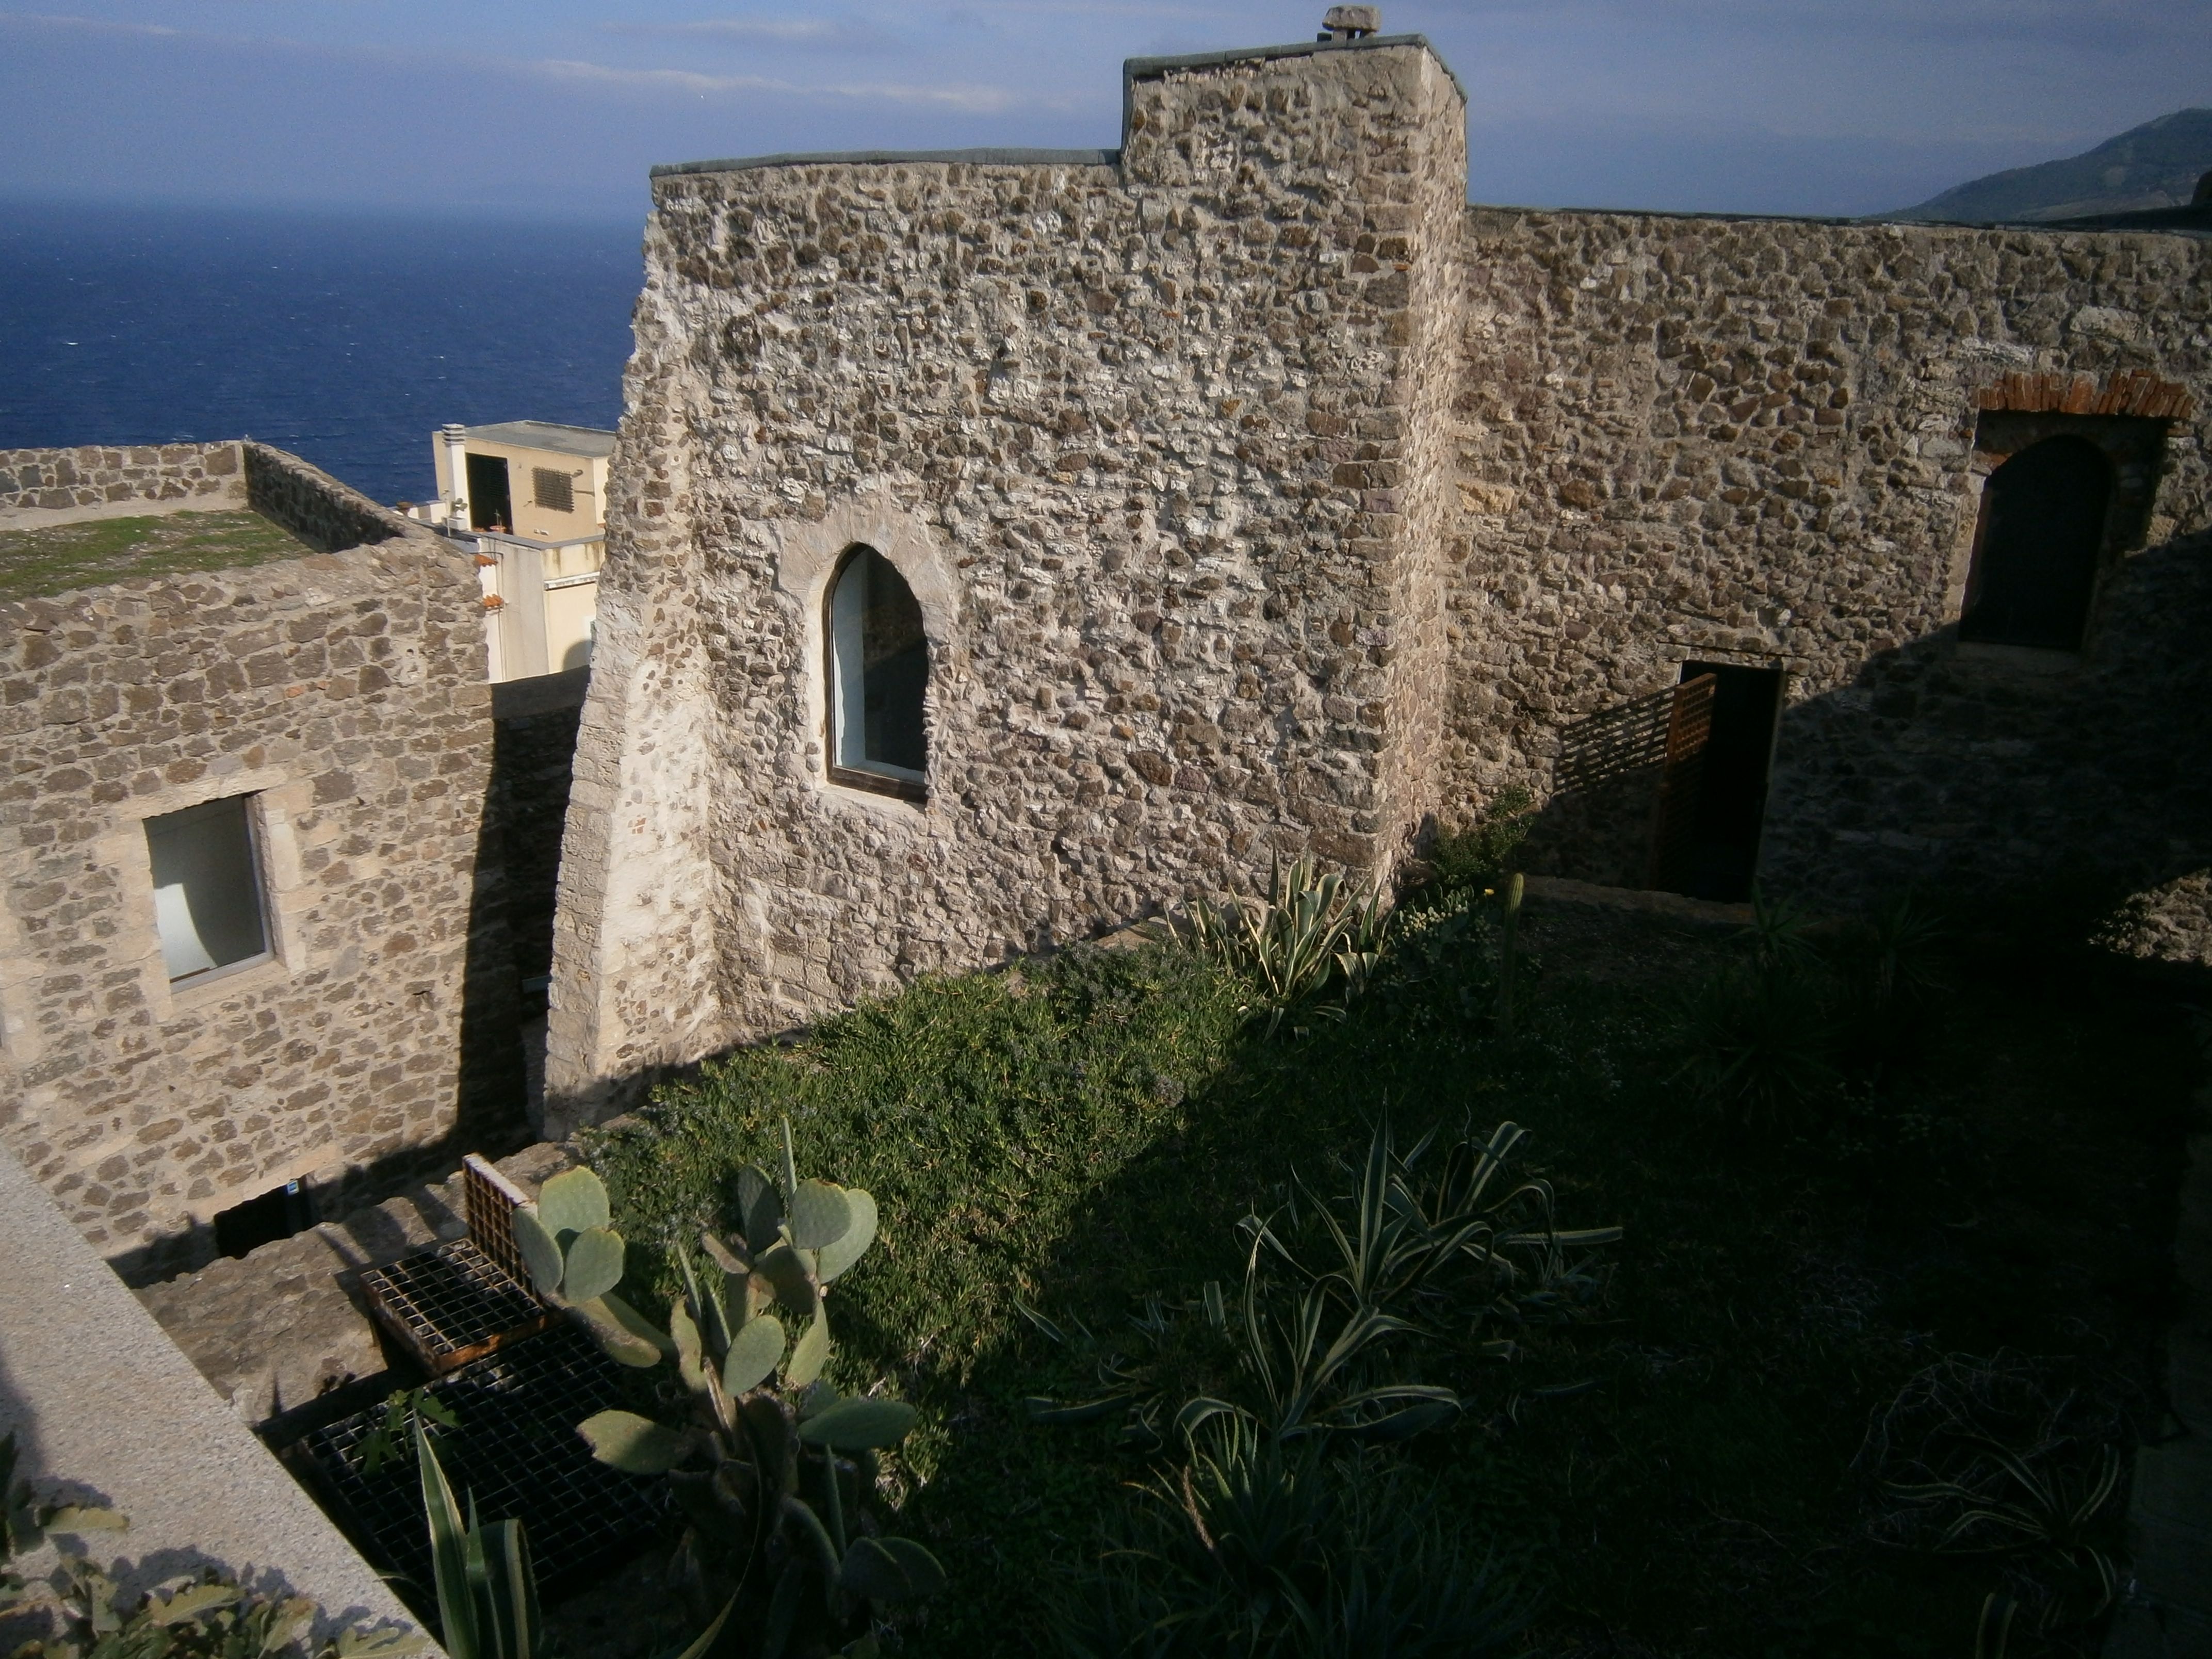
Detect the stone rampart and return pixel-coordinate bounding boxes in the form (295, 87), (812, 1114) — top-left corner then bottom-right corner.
(545, 26), (2212, 1121)
(1448, 208), (2211, 954)
(547, 35), (1469, 1119)
(242, 442), (414, 555)
(0, 442), (246, 517)
(0, 447), (515, 1277)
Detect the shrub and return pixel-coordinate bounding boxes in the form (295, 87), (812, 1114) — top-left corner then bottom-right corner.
(1669, 958), (1839, 1134)
(1029, 1117), (1611, 1655)
(1408, 788), (1536, 912)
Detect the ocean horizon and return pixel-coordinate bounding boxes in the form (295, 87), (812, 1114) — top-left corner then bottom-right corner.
(0, 199), (642, 508)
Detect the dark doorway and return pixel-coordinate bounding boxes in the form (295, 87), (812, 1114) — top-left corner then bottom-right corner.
(466, 452), (513, 533)
(213, 1177), (318, 1259)
(1958, 435), (2111, 650)
(1649, 661), (1784, 902)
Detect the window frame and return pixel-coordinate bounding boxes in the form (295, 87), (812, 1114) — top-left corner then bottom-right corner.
(96, 769), (307, 1021)
(143, 791), (277, 990)
(821, 544), (929, 804)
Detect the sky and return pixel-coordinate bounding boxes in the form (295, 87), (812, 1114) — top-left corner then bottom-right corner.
(0, 1), (2207, 222)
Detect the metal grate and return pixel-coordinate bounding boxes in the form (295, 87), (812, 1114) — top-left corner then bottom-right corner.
(462, 1153), (535, 1294)
(532, 468), (575, 514)
(1555, 687), (1674, 792)
(359, 1240), (555, 1374)
(290, 1326), (666, 1607)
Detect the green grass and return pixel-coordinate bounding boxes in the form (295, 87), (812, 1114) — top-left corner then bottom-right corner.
(0, 510), (318, 601)
(582, 900), (2195, 1658)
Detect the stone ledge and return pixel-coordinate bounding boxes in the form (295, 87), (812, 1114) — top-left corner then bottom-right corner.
(1522, 874), (1755, 929)
(0, 1144), (431, 1649)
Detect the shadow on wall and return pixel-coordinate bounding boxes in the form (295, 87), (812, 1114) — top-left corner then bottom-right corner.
(1516, 522), (2212, 961)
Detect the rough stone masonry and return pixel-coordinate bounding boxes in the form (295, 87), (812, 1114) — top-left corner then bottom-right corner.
(0, 444), (515, 1277)
(546, 26), (2211, 1124)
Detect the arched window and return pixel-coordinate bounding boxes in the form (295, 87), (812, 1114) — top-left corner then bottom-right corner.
(826, 545), (928, 797)
(1958, 435), (2112, 650)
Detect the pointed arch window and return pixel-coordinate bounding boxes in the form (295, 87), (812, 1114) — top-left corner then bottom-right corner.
(826, 545), (928, 799)
(1959, 435), (2112, 651)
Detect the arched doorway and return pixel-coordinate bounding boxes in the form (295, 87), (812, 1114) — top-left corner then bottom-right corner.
(1959, 435), (2112, 650)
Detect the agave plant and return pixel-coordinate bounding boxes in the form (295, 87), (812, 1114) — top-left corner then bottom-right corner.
(1885, 1437), (2125, 1629)
(1046, 1417), (1527, 1657)
(524, 1126), (940, 1659)
(413, 1414), (540, 1659)
(1027, 1119), (1617, 1450)
(1181, 854), (1390, 1036)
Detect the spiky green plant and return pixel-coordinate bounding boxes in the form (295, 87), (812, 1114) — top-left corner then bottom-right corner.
(1045, 1420), (1526, 1658)
(1027, 1119), (1617, 1450)
(413, 1416), (539, 1659)
(1181, 855), (1390, 1037)
(527, 1127), (939, 1659)
(1670, 958), (1837, 1133)
(1886, 1437), (2125, 1630)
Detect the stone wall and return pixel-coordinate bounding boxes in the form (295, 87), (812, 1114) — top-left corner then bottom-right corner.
(546, 25), (2212, 1121)
(490, 668), (590, 1020)
(243, 442), (414, 555)
(0, 446), (516, 1278)
(547, 35), (1471, 1119)
(1446, 209), (2211, 953)
(0, 442), (246, 516)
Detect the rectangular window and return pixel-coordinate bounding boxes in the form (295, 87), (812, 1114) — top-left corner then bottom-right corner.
(144, 795), (270, 984)
(532, 467), (575, 514)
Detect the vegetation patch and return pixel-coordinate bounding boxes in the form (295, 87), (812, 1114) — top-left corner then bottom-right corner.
(0, 511), (317, 601)
(581, 888), (2192, 1657)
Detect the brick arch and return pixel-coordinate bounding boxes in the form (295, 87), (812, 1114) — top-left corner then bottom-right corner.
(1977, 370), (2197, 421)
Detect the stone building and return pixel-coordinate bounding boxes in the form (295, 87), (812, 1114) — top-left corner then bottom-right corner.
(527, 22), (2207, 1121)
(0, 442), (516, 1277)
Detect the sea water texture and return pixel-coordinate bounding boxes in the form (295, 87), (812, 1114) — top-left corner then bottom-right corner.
(0, 201), (640, 508)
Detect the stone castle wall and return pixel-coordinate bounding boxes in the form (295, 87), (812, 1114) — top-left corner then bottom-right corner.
(242, 442), (417, 555)
(1446, 209), (2210, 950)
(0, 442), (246, 516)
(0, 449), (514, 1277)
(548, 36), (1472, 1118)
(547, 28), (2212, 1119)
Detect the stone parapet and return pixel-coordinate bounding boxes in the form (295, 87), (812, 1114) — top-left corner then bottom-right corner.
(0, 1143), (431, 1649)
(0, 442), (246, 520)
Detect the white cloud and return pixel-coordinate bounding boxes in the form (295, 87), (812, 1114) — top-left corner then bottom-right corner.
(0, 11), (179, 37)
(531, 56), (1052, 113)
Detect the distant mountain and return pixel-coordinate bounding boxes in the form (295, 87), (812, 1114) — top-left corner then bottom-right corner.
(1894, 107), (2212, 223)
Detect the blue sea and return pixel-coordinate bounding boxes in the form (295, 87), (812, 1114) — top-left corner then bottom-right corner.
(0, 202), (641, 507)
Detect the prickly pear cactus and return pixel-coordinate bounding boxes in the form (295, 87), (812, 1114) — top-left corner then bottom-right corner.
(565, 1121), (937, 1657)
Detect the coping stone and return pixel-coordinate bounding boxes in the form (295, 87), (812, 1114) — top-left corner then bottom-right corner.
(0, 1144), (434, 1651)
(653, 148), (1118, 180)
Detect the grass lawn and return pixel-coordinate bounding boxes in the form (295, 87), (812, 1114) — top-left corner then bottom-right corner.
(0, 510), (318, 601)
(581, 891), (2197, 1657)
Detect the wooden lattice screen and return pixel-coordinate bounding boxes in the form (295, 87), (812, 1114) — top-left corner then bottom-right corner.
(1647, 673), (1717, 893)
(1555, 686), (1677, 792)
